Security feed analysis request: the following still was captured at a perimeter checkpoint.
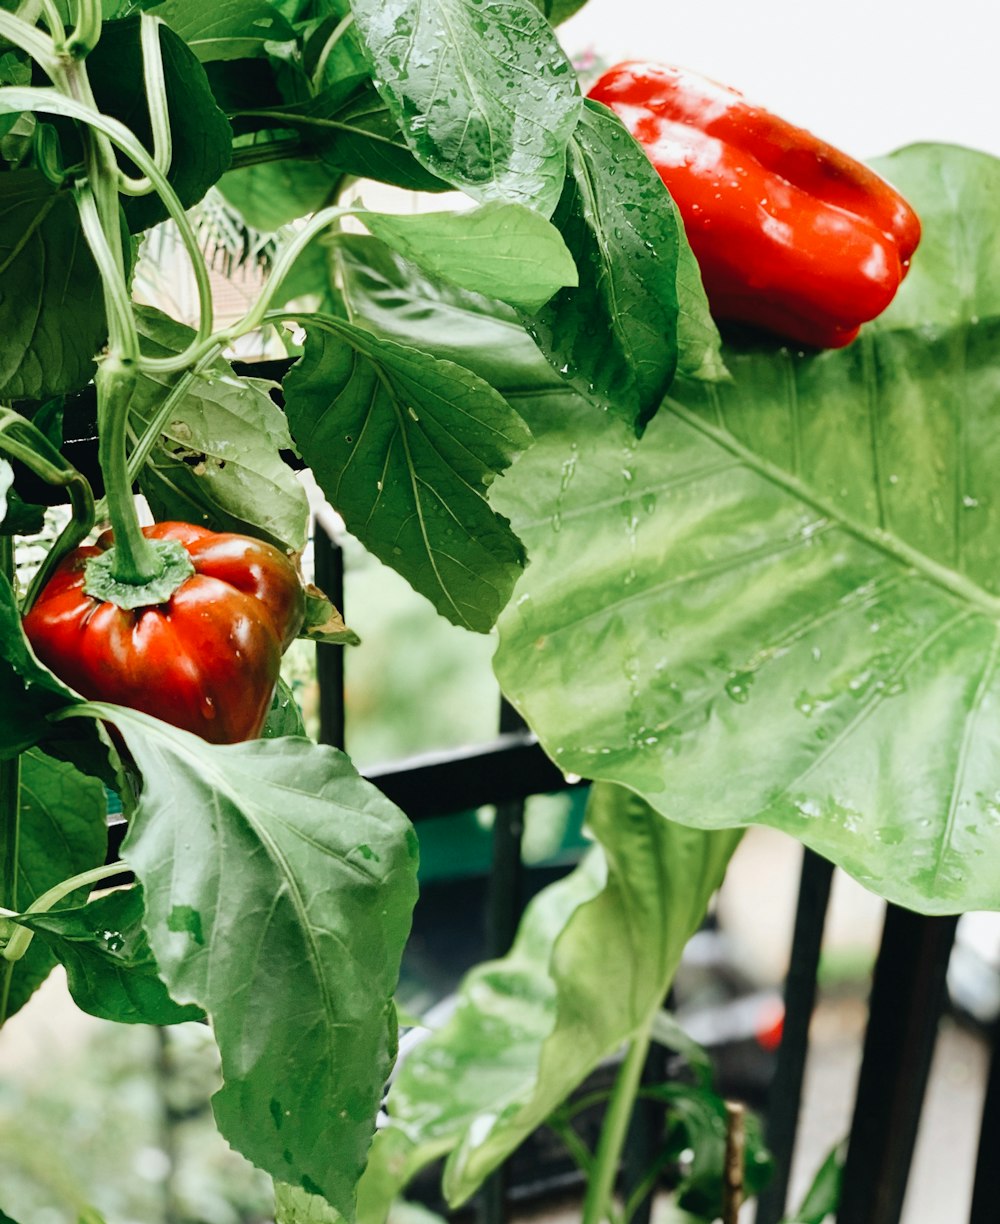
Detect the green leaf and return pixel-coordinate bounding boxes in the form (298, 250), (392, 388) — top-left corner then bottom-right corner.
(147, 0), (296, 60)
(0, 173), (104, 402)
(87, 703), (418, 1217)
(540, 0), (591, 22)
(644, 1085), (771, 1217)
(783, 1140), (845, 1224)
(274, 1182), (344, 1223)
(301, 586), (360, 646)
(219, 153), (341, 232)
(0, 49), (30, 140)
(88, 15), (233, 232)
(283, 318), (531, 632)
(262, 676), (308, 738)
(519, 100), (702, 433)
(350, 0), (582, 216)
(14, 885), (204, 1026)
(493, 143), (1000, 914)
(360, 201), (577, 312)
(133, 307), (310, 551)
(362, 786), (739, 1209)
(336, 234), (563, 395)
(2, 750), (107, 1020)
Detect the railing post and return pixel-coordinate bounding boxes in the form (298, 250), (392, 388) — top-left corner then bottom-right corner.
(836, 907), (958, 1224)
(969, 1014), (1000, 1223)
(313, 515), (346, 751)
(755, 849), (835, 1224)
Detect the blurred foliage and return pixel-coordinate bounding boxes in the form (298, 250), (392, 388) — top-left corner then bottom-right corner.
(0, 1003), (271, 1223)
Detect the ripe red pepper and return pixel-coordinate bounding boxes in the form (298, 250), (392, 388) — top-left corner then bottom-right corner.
(588, 62), (921, 349)
(23, 522), (305, 744)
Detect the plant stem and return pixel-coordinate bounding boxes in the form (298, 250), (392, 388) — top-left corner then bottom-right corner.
(228, 136), (307, 170)
(1, 860), (128, 964)
(0, 535), (19, 1028)
(96, 356), (164, 584)
(310, 12), (354, 92)
(581, 1026), (653, 1224)
(722, 1102), (746, 1224)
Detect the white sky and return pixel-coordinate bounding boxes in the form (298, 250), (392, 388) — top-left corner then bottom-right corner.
(560, 0), (998, 160)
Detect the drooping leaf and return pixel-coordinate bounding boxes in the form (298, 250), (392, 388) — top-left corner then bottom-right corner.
(359, 786), (739, 1212)
(133, 307), (310, 551)
(14, 884), (204, 1026)
(493, 143), (1000, 914)
(87, 14), (233, 231)
(350, 0), (582, 216)
(1, 750), (107, 1020)
(360, 201), (577, 313)
(0, 172), (105, 402)
(301, 585), (360, 646)
(519, 100), (719, 434)
(83, 702), (418, 1217)
(336, 234), (564, 395)
(146, 0), (296, 61)
(283, 318), (531, 632)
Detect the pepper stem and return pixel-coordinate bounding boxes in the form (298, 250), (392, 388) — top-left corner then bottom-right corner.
(95, 355), (165, 587)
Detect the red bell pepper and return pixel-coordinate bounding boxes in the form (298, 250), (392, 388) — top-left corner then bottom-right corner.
(588, 62), (921, 349)
(23, 522), (305, 744)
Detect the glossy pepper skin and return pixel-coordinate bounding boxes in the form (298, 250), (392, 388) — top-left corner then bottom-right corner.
(23, 522), (305, 744)
(588, 62), (922, 349)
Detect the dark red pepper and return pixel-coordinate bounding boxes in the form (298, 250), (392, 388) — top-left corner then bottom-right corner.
(23, 522), (305, 744)
(589, 62), (921, 349)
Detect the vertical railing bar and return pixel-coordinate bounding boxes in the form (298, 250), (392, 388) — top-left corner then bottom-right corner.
(479, 699), (530, 1224)
(968, 1014), (1000, 1223)
(755, 848), (836, 1224)
(836, 906), (958, 1224)
(313, 515), (346, 751)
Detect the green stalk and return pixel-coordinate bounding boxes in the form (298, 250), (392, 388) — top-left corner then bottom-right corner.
(228, 136), (306, 170)
(581, 1026), (653, 1224)
(310, 12), (354, 92)
(96, 355), (165, 585)
(1, 860), (128, 964)
(67, 0), (100, 57)
(0, 536), (20, 1028)
(0, 86), (216, 356)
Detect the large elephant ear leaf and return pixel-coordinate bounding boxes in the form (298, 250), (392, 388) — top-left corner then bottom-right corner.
(493, 142), (1000, 915)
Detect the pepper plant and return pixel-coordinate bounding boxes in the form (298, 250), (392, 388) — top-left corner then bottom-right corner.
(0, 0), (995, 1221)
